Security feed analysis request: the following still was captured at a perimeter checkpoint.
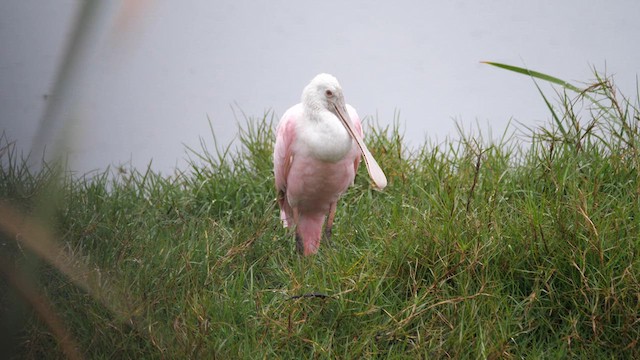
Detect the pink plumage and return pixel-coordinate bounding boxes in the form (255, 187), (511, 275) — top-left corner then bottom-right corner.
(274, 74), (385, 255)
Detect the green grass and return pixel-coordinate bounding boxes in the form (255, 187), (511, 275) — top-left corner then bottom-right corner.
(1, 69), (639, 359)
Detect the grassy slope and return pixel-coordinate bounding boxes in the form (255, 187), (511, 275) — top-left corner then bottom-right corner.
(1, 75), (639, 359)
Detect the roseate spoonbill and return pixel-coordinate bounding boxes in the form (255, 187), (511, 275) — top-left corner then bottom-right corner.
(273, 73), (387, 255)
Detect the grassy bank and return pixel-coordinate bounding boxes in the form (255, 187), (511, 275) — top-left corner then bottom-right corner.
(1, 71), (639, 358)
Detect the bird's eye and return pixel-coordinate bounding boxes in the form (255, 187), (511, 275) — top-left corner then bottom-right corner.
(325, 89), (333, 97)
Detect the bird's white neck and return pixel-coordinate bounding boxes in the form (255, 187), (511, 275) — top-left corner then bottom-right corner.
(297, 108), (353, 163)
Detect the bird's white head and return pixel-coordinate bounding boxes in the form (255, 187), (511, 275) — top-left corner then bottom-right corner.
(301, 73), (346, 114)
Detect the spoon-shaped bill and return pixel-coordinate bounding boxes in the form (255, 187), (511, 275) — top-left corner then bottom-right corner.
(334, 104), (387, 190)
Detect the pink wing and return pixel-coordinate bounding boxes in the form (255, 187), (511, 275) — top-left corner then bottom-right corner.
(273, 104), (302, 227)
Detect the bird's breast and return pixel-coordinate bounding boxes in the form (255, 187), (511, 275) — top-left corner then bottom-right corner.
(286, 151), (357, 212)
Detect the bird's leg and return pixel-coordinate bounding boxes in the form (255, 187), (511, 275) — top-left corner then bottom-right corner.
(293, 207), (304, 254)
(323, 202), (337, 245)
(295, 233), (304, 254)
